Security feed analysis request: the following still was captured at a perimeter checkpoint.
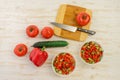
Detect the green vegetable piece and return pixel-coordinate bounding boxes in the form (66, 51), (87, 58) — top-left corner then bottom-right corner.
(88, 58), (94, 64)
(32, 40), (68, 48)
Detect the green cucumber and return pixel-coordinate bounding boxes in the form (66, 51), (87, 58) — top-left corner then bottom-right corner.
(32, 40), (68, 48)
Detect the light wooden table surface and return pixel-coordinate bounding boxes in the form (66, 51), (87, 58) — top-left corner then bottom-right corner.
(0, 0), (120, 80)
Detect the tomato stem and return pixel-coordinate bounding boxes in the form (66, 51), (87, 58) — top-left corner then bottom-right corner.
(19, 48), (22, 52)
(30, 28), (33, 32)
(82, 14), (87, 20)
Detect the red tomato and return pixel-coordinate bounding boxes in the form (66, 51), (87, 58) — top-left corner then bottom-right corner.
(76, 12), (90, 26)
(26, 25), (39, 37)
(41, 27), (54, 39)
(84, 54), (89, 59)
(14, 44), (28, 57)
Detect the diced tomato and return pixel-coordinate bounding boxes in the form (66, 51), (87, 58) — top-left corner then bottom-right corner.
(53, 53), (75, 75)
(84, 54), (89, 59)
(81, 41), (103, 64)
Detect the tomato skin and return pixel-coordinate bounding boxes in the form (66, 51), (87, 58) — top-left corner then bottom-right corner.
(76, 12), (90, 26)
(41, 27), (54, 39)
(14, 44), (28, 57)
(26, 25), (39, 37)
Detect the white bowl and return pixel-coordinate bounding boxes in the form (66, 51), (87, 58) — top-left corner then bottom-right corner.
(80, 41), (103, 65)
(52, 52), (76, 77)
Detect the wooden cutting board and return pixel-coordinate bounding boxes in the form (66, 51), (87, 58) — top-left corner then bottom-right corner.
(54, 4), (92, 41)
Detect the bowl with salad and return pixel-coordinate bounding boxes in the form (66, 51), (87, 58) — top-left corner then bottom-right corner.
(52, 52), (76, 77)
(80, 41), (103, 64)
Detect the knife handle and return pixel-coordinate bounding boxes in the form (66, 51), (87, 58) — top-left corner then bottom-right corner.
(77, 28), (96, 35)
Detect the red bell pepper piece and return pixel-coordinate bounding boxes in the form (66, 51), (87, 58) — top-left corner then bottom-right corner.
(29, 48), (48, 67)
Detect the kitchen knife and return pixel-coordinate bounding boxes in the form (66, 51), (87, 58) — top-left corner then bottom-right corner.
(51, 22), (96, 35)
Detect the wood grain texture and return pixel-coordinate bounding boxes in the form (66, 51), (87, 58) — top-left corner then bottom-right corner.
(0, 0), (120, 80)
(54, 4), (92, 41)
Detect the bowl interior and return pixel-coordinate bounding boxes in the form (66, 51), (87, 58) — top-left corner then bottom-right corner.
(52, 52), (76, 77)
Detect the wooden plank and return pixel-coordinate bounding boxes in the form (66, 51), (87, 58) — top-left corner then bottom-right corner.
(54, 4), (67, 36)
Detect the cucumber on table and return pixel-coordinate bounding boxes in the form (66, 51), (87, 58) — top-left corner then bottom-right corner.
(32, 40), (68, 48)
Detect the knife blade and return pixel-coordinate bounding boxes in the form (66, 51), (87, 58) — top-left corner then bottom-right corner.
(50, 22), (96, 35)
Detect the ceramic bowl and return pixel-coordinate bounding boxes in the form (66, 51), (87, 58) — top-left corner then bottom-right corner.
(80, 41), (103, 64)
(52, 52), (76, 77)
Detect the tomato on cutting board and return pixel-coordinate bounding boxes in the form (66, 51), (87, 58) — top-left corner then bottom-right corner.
(76, 12), (90, 26)
(41, 27), (54, 39)
(26, 25), (39, 37)
(14, 44), (28, 57)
